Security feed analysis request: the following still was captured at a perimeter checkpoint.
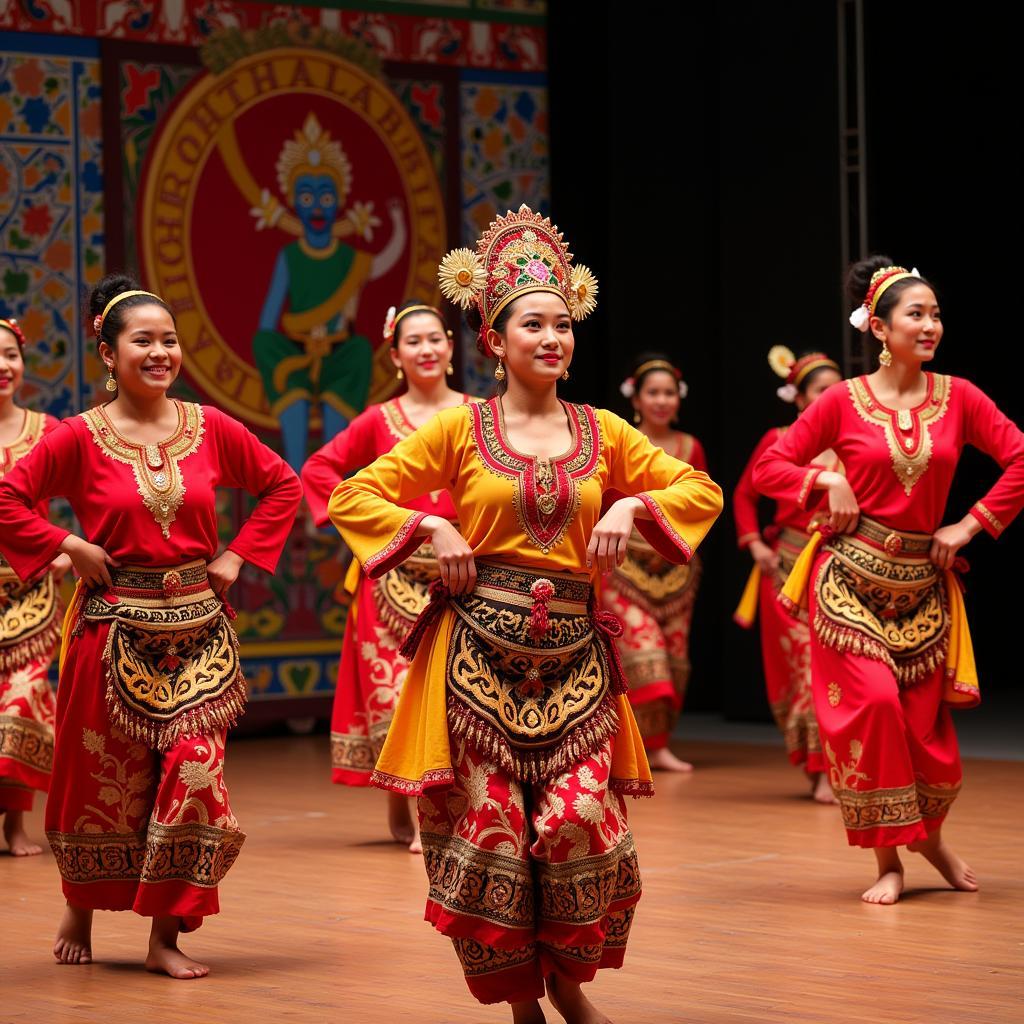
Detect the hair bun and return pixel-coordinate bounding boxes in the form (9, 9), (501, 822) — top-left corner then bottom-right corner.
(89, 272), (142, 317)
(844, 255), (894, 306)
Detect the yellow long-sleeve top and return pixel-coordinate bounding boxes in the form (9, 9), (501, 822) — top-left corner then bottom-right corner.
(328, 398), (724, 794)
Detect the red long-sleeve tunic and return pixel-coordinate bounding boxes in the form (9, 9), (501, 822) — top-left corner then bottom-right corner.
(752, 375), (1024, 536)
(0, 400), (301, 578)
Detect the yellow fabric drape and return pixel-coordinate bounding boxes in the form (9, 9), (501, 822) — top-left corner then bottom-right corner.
(58, 579), (84, 675)
(943, 569), (979, 706)
(733, 563), (761, 628)
(343, 558), (361, 595)
(779, 528), (827, 612)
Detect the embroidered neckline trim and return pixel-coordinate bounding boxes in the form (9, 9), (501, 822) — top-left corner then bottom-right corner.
(81, 400), (205, 538)
(0, 408), (44, 476)
(847, 374), (951, 495)
(470, 398), (601, 554)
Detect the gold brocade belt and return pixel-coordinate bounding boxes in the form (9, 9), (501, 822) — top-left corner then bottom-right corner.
(815, 517), (948, 685)
(401, 560), (627, 783)
(372, 541), (440, 642)
(0, 560), (61, 672)
(610, 527), (700, 621)
(78, 560), (245, 750)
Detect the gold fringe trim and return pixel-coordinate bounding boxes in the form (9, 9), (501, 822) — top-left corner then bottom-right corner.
(0, 613), (61, 672)
(447, 692), (620, 784)
(812, 613), (950, 687)
(371, 586), (418, 644)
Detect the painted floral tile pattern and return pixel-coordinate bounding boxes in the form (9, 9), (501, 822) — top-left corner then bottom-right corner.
(0, 50), (104, 417)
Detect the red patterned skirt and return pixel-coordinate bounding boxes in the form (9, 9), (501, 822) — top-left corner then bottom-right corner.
(46, 564), (245, 923)
(0, 567), (60, 812)
(600, 532), (700, 751)
(330, 548), (438, 785)
(805, 520), (962, 847)
(760, 528), (824, 774)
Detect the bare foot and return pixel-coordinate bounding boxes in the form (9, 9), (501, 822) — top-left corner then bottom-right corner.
(388, 791), (415, 845)
(908, 833), (979, 892)
(546, 972), (613, 1024)
(811, 773), (839, 805)
(53, 903), (93, 964)
(648, 747), (693, 773)
(3, 809), (44, 856)
(861, 870), (904, 905)
(146, 915), (209, 979)
(512, 999), (547, 1024)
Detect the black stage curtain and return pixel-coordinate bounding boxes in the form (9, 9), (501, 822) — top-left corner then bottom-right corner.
(548, 3), (1019, 720)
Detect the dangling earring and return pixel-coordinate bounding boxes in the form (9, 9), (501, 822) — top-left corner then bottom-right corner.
(494, 362), (506, 382)
(561, 370), (569, 381)
(633, 411), (641, 425)
(446, 362), (454, 376)
(396, 367), (404, 381)
(105, 366), (117, 393)
(879, 342), (893, 368)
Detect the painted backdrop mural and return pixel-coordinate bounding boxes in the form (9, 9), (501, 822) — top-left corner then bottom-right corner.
(0, 3), (548, 714)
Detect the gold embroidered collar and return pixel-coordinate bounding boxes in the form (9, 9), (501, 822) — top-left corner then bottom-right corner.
(380, 398), (415, 442)
(470, 398), (602, 554)
(82, 400), (205, 538)
(0, 408), (45, 477)
(848, 374), (951, 495)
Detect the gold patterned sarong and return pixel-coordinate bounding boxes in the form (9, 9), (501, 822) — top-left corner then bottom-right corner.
(79, 561), (245, 750)
(445, 561), (621, 782)
(610, 527), (700, 622)
(814, 517), (948, 685)
(0, 557), (60, 672)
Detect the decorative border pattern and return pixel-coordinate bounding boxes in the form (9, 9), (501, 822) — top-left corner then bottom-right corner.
(363, 510), (428, 576)
(847, 374), (952, 496)
(971, 500), (1004, 537)
(80, 400), (205, 539)
(0, 8), (546, 69)
(470, 398), (599, 554)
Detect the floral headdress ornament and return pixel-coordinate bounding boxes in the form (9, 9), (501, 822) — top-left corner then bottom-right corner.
(619, 359), (688, 400)
(849, 265), (922, 332)
(438, 204), (598, 356)
(0, 317), (27, 348)
(768, 345), (840, 403)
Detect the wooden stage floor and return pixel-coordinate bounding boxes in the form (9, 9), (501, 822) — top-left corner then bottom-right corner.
(5, 735), (1022, 1024)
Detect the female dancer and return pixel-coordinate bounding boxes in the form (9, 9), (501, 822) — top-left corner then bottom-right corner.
(329, 206), (722, 1022)
(302, 300), (472, 852)
(0, 275), (301, 974)
(754, 257), (1024, 904)
(600, 354), (707, 771)
(0, 317), (67, 855)
(733, 347), (841, 803)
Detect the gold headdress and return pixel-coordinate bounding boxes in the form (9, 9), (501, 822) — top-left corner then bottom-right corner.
(276, 113), (353, 206)
(438, 204), (598, 356)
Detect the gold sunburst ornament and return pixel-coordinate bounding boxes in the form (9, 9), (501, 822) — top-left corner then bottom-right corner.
(438, 248), (487, 309)
(569, 264), (599, 320)
(768, 345), (796, 379)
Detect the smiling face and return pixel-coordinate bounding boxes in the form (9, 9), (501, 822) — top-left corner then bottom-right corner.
(871, 283), (943, 366)
(632, 369), (680, 429)
(391, 311), (454, 386)
(100, 303), (181, 399)
(486, 293), (574, 390)
(0, 327), (24, 400)
(293, 173), (339, 247)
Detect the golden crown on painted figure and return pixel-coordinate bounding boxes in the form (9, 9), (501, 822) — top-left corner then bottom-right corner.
(276, 113), (354, 204)
(439, 204), (598, 354)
